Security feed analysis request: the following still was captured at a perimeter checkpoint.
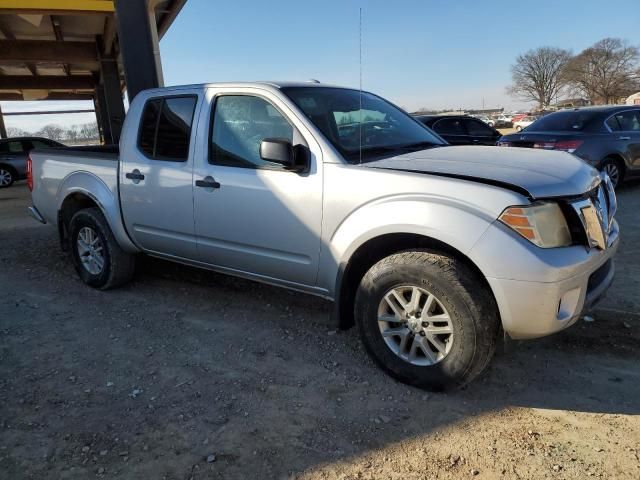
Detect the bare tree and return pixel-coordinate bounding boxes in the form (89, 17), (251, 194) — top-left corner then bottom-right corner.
(6, 126), (29, 137)
(564, 38), (640, 104)
(507, 47), (572, 110)
(36, 124), (65, 141)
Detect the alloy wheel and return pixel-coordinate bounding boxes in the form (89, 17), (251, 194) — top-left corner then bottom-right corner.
(76, 226), (105, 275)
(377, 285), (454, 366)
(0, 168), (12, 186)
(603, 162), (620, 188)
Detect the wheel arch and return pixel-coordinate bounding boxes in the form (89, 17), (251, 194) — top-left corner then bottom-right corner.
(334, 232), (498, 331)
(56, 172), (138, 253)
(600, 152), (627, 171)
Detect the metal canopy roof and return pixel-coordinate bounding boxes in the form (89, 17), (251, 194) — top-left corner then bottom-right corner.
(0, 0), (185, 101)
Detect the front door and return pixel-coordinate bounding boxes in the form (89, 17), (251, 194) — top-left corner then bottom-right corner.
(119, 94), (200, 259)
(193, 91), (323, 287)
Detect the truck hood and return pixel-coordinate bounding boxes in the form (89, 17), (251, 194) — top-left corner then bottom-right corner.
(362, 145), (600, 199)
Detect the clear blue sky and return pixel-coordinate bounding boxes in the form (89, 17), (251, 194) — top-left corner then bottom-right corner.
(4, 0), (639, 132)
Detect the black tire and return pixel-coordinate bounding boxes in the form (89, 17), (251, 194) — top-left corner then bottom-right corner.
(0, 165), (16, 188)
(600, 157), (624, 189)
(355, 250), (500, 391)
(69, 207), (135, 290)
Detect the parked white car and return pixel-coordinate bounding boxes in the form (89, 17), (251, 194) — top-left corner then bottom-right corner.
(514, 115), (537, 131)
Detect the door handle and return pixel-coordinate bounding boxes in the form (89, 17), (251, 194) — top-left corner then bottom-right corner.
(195, 176), (221, 189)
(125, 169), (145, 184)
(618, 136), (631, 140)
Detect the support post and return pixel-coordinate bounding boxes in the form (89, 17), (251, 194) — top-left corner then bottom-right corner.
(0, 104), (7, 139)
(114, 0), (163, 102)
(99, 55), (125, 143)
(93, 89), (107, 145)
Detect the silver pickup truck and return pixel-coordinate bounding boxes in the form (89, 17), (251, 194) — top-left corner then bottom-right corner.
(28, 82), (619, 390)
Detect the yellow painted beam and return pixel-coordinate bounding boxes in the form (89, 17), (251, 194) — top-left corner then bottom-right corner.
(0, 0), (114, 14)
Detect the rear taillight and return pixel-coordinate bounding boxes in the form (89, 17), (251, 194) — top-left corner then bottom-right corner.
(26, 155), (33, 192)
(533, 140), (584, 153)
(554, 140), (584, 153)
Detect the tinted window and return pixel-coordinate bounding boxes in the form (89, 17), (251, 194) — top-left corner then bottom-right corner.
(155, 97), (197, 160)
(283, 87), (444, 163)
(210, 95), (293, 168)
(527, 111), (596, 131)
(0, 140), (24, 154)
(138, 99), (161, 157)
(606, 116), (620, 131)
(465, 119), (495, 136)
(433, 118), (466, 135)
(609, 110), (640, 132)
(27, 139), (61, 149)
(137, 96), (197, 161)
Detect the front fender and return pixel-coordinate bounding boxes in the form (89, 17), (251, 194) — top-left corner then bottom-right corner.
(318, 194), (499, 297)
(57, 171), (139, 253)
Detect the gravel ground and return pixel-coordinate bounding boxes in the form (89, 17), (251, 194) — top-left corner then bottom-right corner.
(1, 180), (639, 479)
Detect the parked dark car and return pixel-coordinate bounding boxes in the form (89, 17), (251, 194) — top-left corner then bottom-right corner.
(0, 137), (64, 188)
(498, 106), (640, 187)
(415, 115), (502, 146)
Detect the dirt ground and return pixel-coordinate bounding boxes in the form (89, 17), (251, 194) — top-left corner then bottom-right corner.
(1, 180), (639, 480)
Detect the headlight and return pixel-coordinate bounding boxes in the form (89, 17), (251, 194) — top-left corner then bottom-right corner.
(499, 202), (572, 248)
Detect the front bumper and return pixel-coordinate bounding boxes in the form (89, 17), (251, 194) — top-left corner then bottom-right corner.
(471, 219), (619, 340)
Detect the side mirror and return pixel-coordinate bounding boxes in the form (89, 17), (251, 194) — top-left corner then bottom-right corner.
(260, 138), (307, 171)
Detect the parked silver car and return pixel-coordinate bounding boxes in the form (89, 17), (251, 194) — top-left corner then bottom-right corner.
(28, 82), (618, 390)
(0, 137), (64, 188)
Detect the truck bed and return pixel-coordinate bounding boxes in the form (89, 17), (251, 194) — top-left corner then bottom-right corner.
(29, 144), (121, 227)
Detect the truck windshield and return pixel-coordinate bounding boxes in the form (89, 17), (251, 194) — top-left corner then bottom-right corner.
(282, 87), (444, 162)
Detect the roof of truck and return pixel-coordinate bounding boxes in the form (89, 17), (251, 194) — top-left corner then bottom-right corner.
(141, 81), (349, 94)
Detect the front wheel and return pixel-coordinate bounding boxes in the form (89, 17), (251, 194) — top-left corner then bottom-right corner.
(355, 250), (500, 390)
(69, 207), (136, 289)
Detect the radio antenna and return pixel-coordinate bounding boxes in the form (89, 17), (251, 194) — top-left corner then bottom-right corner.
(359, 7), (363, 165)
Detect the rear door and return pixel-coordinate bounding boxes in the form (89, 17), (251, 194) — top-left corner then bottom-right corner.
(119, 93), (201, 259)
(462, 118), (501, 145)
(607, 109), (640, 171)
(431, 118), (469, 145)
(192, 88), (323, 287)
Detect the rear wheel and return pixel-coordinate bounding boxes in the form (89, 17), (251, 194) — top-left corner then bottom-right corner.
(69, 207), (135, 289)
(355, 250), (500, 390)
(600, 157), (624, 188)
(0, 166), (15, 188)
(515, 125), (522, 132)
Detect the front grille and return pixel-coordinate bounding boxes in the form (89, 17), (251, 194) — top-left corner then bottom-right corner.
(568, 174), (617, 250)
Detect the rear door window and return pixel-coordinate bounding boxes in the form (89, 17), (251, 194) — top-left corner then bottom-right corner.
(605, 116), (620, 131)
(433, 118), (466, 135)
(137, 96), (197, 161)
(609, 110), (640, 132)
(464, 119), (495, 136)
